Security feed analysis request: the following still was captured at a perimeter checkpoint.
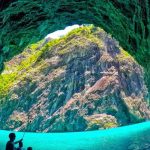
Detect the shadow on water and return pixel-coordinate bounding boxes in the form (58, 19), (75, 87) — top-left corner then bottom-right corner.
(0, 122), (150, 150)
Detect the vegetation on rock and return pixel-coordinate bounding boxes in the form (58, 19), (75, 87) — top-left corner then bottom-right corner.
(0, 0), (149, 93)
(0, 26), (149, 132)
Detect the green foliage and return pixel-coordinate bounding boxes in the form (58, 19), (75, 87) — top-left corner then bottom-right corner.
(0, 25), (98, 97)
(0, 72), (17, 97)
(103, 122), (117, 128)
(87, 118), (117, 129)
(0, 40), (44, 97)
(116, 47), (136, 62)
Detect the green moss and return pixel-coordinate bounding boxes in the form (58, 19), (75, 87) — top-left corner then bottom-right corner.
(120, 48), (131, 57)
(0, 26), (99, 97)
(87, 118), (117, 129)
(0, 72), (17, 97)
(116, 47), (136, 62)
(103, 122), (117, 128)
(0, 41), (45, 97)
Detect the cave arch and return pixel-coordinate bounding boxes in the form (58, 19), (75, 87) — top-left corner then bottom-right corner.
(0, 0), (150, 90)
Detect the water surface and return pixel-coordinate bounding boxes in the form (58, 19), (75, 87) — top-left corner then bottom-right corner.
(0, 122), (150, 150)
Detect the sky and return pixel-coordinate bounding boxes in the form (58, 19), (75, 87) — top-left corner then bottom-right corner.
(45, 24), (80, 39)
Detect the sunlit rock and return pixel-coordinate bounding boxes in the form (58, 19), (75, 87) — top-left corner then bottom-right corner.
(0, 26), (149, 132)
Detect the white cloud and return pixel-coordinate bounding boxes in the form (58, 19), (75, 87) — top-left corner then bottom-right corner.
(45, 25), (80, 39)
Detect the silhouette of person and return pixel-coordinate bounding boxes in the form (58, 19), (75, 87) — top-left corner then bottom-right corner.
(6, 133), (23, 150)
(27, 147), (32, 150)
(17, 141), (25, 150)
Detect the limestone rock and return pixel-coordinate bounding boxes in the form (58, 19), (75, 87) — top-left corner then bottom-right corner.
(0, 26), (149, 132)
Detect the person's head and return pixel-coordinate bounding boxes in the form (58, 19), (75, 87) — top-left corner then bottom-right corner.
(9, 133), (16, 141)
(27, 147), (32, 150)
(19, 141), (23, 148)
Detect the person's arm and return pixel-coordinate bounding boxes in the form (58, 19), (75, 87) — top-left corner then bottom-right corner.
(14, 139), (23, 144)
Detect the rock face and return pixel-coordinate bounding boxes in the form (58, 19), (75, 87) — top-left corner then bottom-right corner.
(0, 0), (150, 93)
(0, 26), (149, 132)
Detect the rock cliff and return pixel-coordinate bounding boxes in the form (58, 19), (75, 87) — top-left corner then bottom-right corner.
(0, 0), (149, 93)
(0, 26), (149, 132)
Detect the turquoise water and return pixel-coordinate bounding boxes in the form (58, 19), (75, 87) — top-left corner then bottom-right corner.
(1, 122), (150, 150)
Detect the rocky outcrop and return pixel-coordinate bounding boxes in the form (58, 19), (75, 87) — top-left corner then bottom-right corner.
(0, 0), (150, 93)
(0, 26), (149, 132)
